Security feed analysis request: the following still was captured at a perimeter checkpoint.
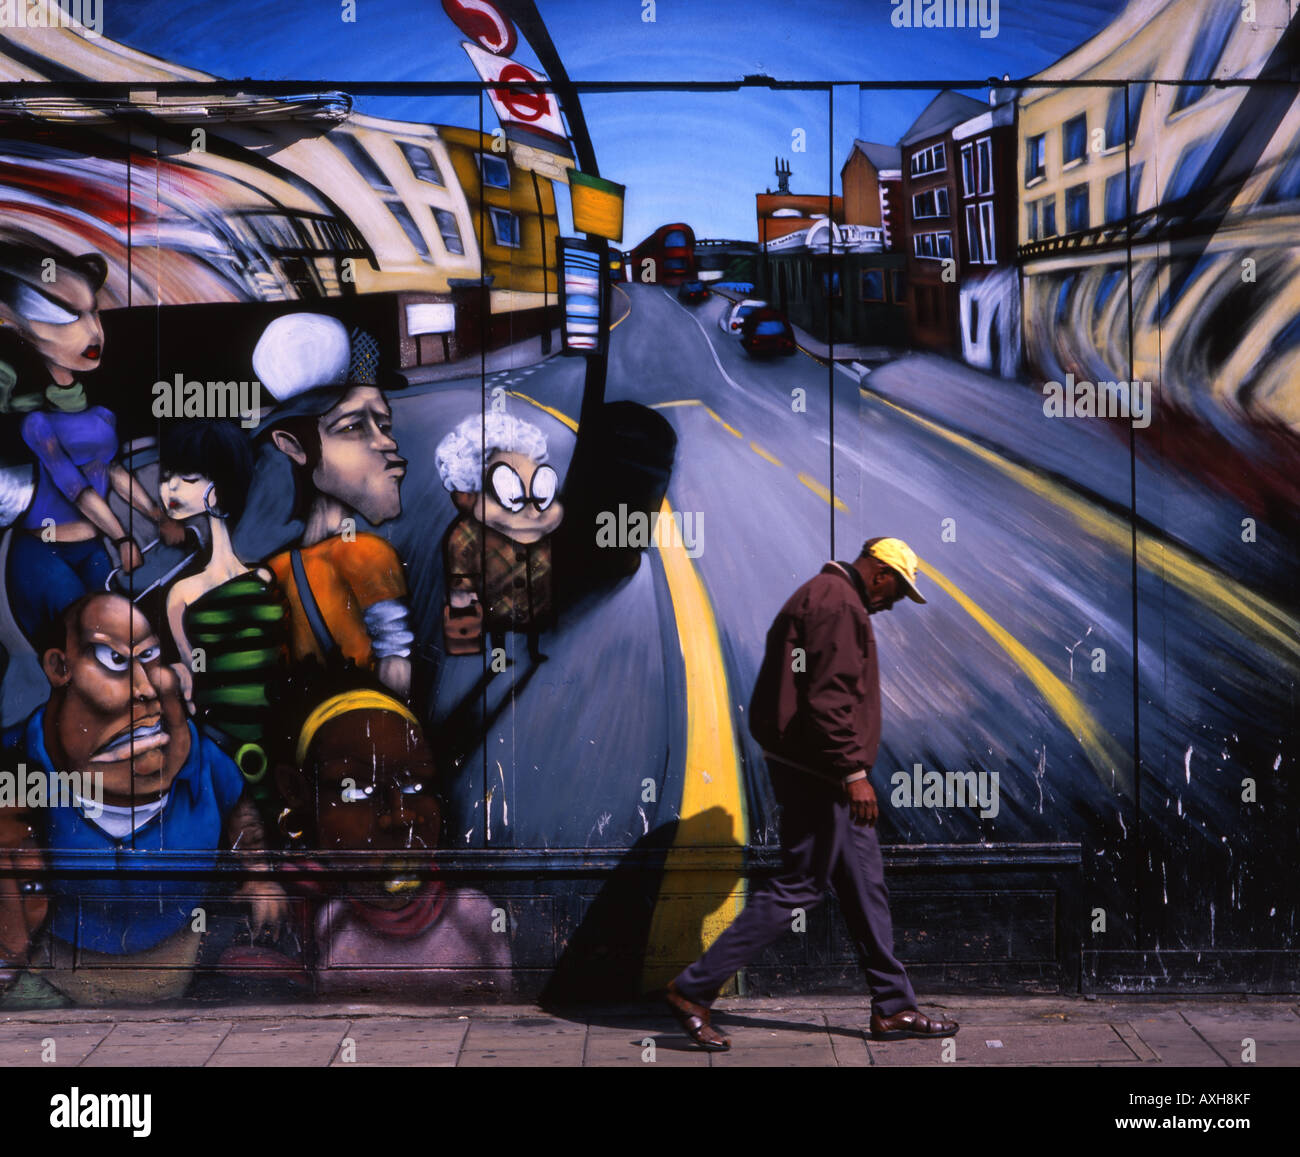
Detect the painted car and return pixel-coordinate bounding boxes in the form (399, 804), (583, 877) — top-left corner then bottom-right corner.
(676, 280), (710, 304)
(740, 306), (797, 356)
(718, 298), (768, 335)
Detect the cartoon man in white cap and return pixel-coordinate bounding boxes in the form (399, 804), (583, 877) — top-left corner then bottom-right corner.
(664, 536), (959, 1050)
(253, 314), (413, 699)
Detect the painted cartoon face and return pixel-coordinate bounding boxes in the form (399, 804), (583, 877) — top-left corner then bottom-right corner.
(9, 268), (104, 384)
(304, 708), (440, 899)
(470, 449), (564, 544)
(159, 470), (212, 520)
(0, 811), (47, 989)
(313, 386), (406, 526)
(42, 595), (191, 805)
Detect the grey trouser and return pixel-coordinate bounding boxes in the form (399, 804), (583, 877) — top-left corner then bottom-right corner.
(673, 765), (918, 1017)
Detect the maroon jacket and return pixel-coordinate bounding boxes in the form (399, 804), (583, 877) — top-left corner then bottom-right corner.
(748, 563), (881, 785)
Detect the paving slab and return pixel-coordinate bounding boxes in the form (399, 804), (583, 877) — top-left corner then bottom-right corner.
(0, 1022), (114, 1066)
(79, 1021), (232, 1067)
(1125, 1012), (1229, 1065)
(863, 1023), (1139, 1066)
(828, 1029), (873, 1067)
(710, 1042), (839, 1066)
(327, 1018), (470, 1066)
(457, 1048), (585, 1067)
(206, 1020), (352, 1067)
(584, 1036), (710, 1066)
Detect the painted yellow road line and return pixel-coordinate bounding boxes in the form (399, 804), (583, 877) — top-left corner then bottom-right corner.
(795, 445), (1128, 793)
(798, 471), (850, 513)
(643, 493), (748, 993)
(703, 406), (743, 439)
(610, 283), (632, 331)
(750, 441), (783, 467)
(620, 389), (1129, 797)
(918, 558), (1132, 796)
(506, 389), (747, 993)
(507, 391), (576, 432)
(863, 389), (1300, 665)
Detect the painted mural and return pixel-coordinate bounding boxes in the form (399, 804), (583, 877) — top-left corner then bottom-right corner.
(0, 0), (1296, 1007)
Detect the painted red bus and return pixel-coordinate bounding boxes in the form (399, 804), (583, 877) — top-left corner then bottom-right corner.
(626, 222), (696, 287)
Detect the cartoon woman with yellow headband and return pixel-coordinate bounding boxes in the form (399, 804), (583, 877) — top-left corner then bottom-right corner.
(272, 678), (511, 997)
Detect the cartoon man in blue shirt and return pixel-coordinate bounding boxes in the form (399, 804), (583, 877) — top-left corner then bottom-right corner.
(2, 591), (285, 1005)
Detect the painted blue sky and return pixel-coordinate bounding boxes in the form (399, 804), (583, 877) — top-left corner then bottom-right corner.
(103, 0), (1133, 244)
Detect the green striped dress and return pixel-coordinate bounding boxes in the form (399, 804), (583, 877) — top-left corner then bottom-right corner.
(184, 571), (289, 750)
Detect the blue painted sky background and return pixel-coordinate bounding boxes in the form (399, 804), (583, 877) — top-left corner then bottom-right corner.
(104, 0), (1132, 244)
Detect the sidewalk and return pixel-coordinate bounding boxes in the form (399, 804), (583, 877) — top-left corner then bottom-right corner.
(396, 327), (562, 387)
(2, 994), (1297, 1066)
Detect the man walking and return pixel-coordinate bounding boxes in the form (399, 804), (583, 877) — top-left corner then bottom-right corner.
(665, 537), (958, 1050)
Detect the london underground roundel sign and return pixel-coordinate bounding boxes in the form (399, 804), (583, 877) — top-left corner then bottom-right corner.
(494, 62), (550, 122)
(442, 0), (517, 56)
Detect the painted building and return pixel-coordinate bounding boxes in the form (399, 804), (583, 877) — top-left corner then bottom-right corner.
(841, 139), (903, 251)
(953, 94), (1022, 377)
(437, 126), (560, 328)
(1017, 0), (1300, 434)
(759, 219), (906, 346)
(898, 90), (987, 353)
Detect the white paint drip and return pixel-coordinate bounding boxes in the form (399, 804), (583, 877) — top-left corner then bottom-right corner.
(1184, 745), (1193, 783)
(1066, 626), (1093, 683)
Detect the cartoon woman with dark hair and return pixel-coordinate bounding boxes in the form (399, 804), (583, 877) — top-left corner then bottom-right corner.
(0, 240), (174, 652)
(158, 419), (290, 802)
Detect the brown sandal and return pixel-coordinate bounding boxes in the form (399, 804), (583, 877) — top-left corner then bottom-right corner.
(665, 981), (731, 1051)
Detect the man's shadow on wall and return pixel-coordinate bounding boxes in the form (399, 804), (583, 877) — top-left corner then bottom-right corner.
(539, 807), (739, 1008)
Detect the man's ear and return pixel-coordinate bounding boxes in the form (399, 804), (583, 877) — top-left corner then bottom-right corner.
(271, 429), (308, 466)
(41, 649), (70, 688)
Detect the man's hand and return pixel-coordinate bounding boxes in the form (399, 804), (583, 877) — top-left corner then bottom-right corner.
(117, 540), (143, 574)
(170, 662), (195, 713)
(845, 777), (878, 827)
(233, 880), (290, 935)
(158, 518), (188, 548)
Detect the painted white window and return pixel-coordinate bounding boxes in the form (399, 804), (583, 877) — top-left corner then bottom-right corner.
(965, 204), (982, 262)
(979, 201), (996, 263)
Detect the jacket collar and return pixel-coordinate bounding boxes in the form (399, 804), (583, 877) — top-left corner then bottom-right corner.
(823, 560), (872, 611)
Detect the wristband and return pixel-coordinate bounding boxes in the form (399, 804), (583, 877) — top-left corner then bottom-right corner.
(842, 768), (869, 784)
(113, 536), (134, 548)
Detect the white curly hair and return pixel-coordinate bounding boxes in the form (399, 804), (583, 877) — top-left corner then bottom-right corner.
(435, 411), (550, 493)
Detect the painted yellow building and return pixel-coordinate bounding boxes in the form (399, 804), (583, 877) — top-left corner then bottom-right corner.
(437, 126), (560, 317)
(1017, 0), (1300, 430)
(279, 115), (481, 296)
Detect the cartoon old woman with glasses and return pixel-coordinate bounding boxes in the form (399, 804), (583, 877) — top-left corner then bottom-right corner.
(435, 412), (564, 664)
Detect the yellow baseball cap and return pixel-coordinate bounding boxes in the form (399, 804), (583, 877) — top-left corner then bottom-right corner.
(865, 537), (926, 603)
